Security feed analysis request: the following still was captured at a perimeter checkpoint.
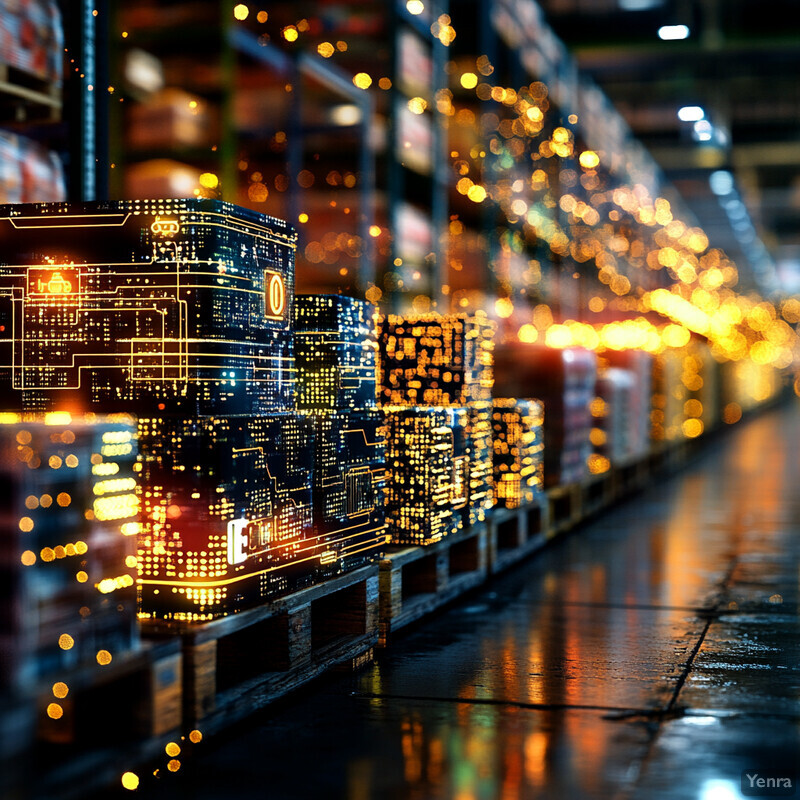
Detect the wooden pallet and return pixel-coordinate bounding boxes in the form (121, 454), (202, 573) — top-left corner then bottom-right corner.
(546, 483), (582, 537)
(35, 638), (183, 747)
(579, 470), (615, 518)
(488, 495), (549, 573)
(378, 523), (489, 646)
(142, 564), (379, 734)
(2, 638), (182, 800)
(609, 453), (650, 500)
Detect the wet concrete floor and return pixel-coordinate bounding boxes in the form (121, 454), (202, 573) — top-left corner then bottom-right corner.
(139, 400), (800, 799)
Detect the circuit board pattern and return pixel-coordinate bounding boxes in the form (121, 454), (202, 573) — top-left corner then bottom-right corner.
(136, 413), (317, 621)
(294, 295), (378, 412)
(0, 199), (297, 415)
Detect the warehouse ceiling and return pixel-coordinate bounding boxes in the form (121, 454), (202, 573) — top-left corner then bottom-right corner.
(536, 0), (800, 297)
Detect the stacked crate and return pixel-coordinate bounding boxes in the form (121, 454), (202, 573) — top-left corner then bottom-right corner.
(0, 415), (139, 698)
(491, 399), (544, 509)
(0, 199), (386, 622)
(0, 0), (63, 85)
(592, 367), (636, 469)
(651, 348), (688, 443)
(603, 349), (653, 462)
(377, 312), (496, 545)
(494, 343), (597, 488)
(293, 294), (388, 568)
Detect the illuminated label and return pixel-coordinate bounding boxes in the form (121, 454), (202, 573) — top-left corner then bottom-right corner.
(29, 268), (80, 298)
(265, 270), (286, 318)
(150, 218), (180, 237)
(227, 518), (249, 565)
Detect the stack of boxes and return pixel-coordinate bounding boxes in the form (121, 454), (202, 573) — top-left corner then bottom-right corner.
(0, 132), (66, 204)
(377, 312), (496, 545)
(0, 199), (386, 623)
(651, 349), (688, 442)
(592, 367), (636, 468)
(491, 399), (544, 509)
(293, 294), (388, 570)
(0, 0), (63, 86)
(604, 349), (653, 462)
(0, 414), (139, 698)
(494, 344), (596, 488)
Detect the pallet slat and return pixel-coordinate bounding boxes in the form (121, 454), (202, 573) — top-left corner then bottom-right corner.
(142, 565), (379, 734)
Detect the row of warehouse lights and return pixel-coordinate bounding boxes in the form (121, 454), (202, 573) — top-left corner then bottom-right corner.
(224, 1), (796, 370)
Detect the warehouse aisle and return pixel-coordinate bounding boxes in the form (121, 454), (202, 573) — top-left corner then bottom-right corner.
(142, 399), (800, 800)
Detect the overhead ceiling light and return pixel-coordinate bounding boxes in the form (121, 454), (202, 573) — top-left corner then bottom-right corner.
(618, 0), (663, 9)
(658, 24), (690, 40)
(329, 104), (362, 126)
(692, 120), (713, 141)
(678, 105), (704, 122)
(709, 170), (734, 196)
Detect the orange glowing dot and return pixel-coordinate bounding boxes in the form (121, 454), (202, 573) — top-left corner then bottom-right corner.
(460, 72), (478, 89)
(298, 213), (309, 223)
(58, 634), (74, 650)
(121, 772), (140, 791)
(189, 730), (203, 743)
(76, 571), (88, 583)
(57, 492), (71, 507)
(282, 26), (298, 42)
(233, 4), (249, 20)
(682, 418), (704, 439)
(257, 11), (268, 23)
(47, 703), (63, 720)
(467, 185), (487, 203)
(167, 759), (181, 773)
(165, 742), (181, 757)
(19, 516), (34, 532)
(49, 455), (62, 469)
(317, 42), (335, 58)
(369, 225), (381, 237)
(353, 72), (372, 89)
(579, 150), (600, 170)
(52, 682), (69, 699)
(96, 650), (112, 666)
(722, 403), (742, 424)
(65, 454), (79, 468)
(21, 550), (36, 566)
